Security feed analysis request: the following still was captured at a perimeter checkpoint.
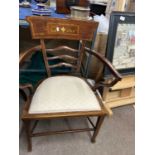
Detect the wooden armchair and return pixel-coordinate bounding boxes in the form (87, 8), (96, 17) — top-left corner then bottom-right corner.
(19, 16), (122, 152)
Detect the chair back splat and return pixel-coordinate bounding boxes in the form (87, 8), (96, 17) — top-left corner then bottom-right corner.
(26, 16), (98, 77)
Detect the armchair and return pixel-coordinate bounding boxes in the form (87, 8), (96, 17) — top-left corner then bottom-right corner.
(19, 16), (122, 152)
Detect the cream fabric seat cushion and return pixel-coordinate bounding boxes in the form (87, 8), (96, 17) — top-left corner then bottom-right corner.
(29, 76), (101, 114)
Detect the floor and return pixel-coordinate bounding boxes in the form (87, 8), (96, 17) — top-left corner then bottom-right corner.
(19, 104), (135, 155)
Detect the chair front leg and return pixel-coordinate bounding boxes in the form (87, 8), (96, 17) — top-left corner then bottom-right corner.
(23, 120), (32, 152)
(91, 116), (105, 143)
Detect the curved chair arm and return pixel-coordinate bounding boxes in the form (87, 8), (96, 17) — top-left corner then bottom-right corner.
(19, 45), (41, 65)
(20, 83), (33, 94)
(19, 45), (41, 100)
(19, 83), (33, 101)
(84, 47), (122, 89)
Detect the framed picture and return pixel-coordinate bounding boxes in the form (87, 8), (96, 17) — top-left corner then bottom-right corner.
(104, 11), (135, 77)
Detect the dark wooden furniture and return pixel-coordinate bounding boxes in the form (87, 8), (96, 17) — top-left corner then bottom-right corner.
(56, 0), (89, 14)
(90, 3), (107, 15)
(19, 16), (122, 152)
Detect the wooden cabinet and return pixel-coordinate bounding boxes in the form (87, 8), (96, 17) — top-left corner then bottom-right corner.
(56, 0), (89, 14)
(102, 75), (135, 108)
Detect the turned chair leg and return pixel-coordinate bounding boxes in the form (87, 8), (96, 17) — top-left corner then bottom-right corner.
(23, 120), (32, 152)
(91, 116), (105, 143)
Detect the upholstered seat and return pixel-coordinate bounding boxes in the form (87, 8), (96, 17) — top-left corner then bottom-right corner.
(29, 76), (101, 114)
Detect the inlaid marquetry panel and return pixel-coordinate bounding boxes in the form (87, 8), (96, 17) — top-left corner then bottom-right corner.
(47, 23), (79, 35)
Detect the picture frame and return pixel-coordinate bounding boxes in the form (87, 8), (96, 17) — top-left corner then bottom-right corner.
(105, 0), (131, 19)
(104, 11), (135, 77)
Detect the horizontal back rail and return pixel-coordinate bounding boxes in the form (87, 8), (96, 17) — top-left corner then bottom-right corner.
(47, 55), (78, 61)
(49, 63), (77, 69)
(46, 46), (79, 53)
(26, 16), (98, 41)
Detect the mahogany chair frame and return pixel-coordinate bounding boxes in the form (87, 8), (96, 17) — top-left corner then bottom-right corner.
(19, 16), (122, 152)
